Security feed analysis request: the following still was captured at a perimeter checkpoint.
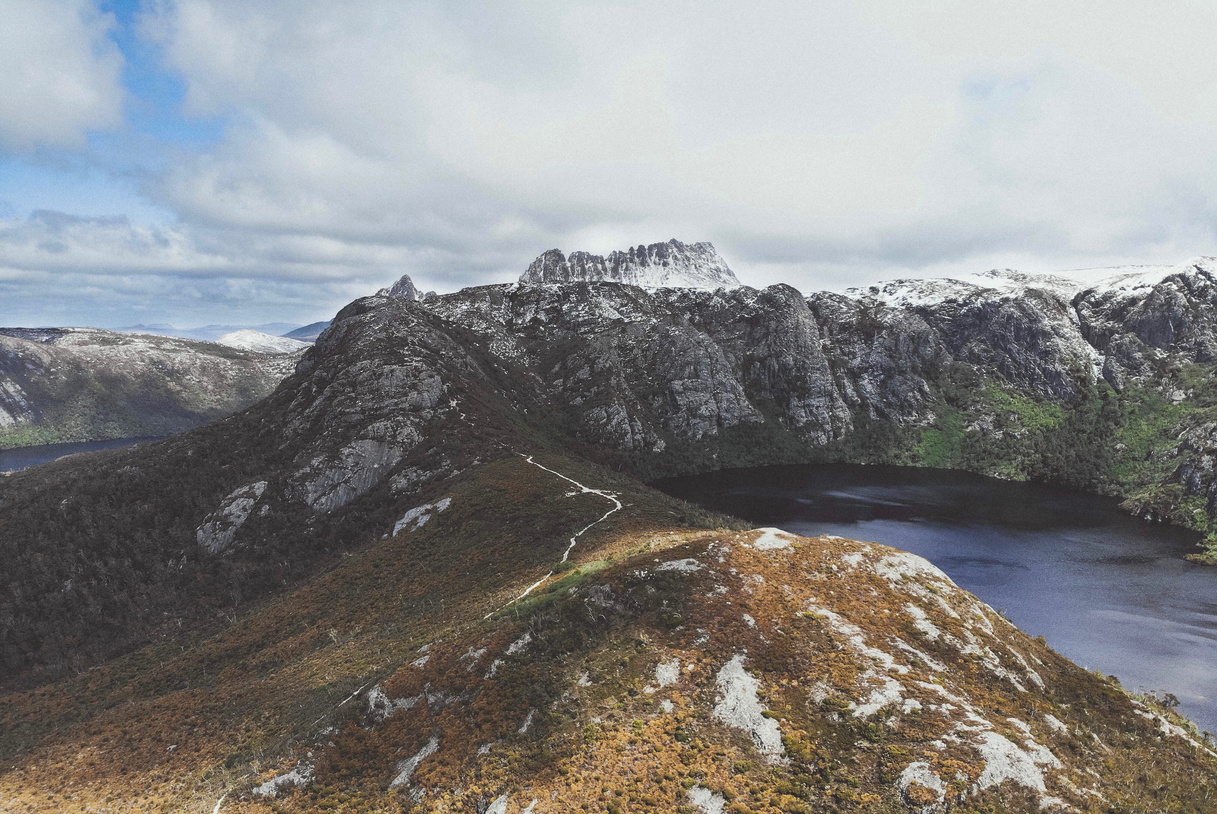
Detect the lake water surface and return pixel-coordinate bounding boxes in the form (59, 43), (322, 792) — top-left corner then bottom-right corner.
(654, 463), (1217, 734)
(0, 437), (162, 473)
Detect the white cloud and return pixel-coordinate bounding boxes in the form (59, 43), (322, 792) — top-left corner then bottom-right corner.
(7, 0), (1217, 325)
(0, 0), (124, 151)
(136, 2), (1217, 287)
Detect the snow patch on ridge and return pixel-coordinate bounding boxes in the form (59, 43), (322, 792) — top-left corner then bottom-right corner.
(217, 329), (309, 354)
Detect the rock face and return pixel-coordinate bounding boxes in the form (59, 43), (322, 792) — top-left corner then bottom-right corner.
(378, 273), (420, 300)
(520, 239), (741, 290)
(0, 327), (301, 447)
(195, 481), (268, 553)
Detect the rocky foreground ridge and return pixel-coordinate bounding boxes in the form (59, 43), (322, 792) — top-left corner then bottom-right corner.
(0, 327), (302, 448)
(2, 253), (1217, 810)
(2, 455), (1214, 813)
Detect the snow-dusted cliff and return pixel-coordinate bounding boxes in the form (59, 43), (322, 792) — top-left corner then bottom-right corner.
(519, 239), (740, 290)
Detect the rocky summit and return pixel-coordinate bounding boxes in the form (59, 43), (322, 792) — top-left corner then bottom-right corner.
(520, 239), (741, 290)
(1, 254), (1217, 812)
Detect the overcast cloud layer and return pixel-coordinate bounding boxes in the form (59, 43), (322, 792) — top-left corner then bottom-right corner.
(3, 0), (1217, 327)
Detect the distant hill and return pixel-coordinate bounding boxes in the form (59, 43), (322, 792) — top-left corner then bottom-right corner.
(119, 322), (304, 342)
(281, 320), (332, 342)
(218, 329), (311, 354)
(0, 326), (301, 449)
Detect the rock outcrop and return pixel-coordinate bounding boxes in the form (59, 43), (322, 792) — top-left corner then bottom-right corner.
(378, 273), (420, 300)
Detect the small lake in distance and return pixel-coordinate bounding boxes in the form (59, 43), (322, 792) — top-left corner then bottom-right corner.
(0, 437), (163, 473)
(654, 463), (1217, 734)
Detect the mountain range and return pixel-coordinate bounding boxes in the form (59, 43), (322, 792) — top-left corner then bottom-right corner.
(0, 327), (304, 449)
(1, 241), (1215, 812)
(118, 322), (310, 343)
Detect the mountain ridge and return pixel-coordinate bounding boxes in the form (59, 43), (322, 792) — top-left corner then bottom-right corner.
(0, 326), (302, 449)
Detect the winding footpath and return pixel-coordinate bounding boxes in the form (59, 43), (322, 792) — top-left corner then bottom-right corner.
(486, 454), (623, 618)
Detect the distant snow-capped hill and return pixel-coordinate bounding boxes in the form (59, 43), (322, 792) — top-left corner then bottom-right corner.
(0, 327), (299, 447)
(118, 322), (302, 342)
(845, 257), (1217, 310)
(282, 320), (332, 342)
(217, 329), (310, 354)
(520, 238), (741, 289)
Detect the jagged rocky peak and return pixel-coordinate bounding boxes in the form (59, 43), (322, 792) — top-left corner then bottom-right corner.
(520, 238), (741, 290)
(377, 273), (419, 300)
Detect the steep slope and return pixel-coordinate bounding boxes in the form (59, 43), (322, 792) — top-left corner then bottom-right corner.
(521, 239), (741, 290)
(0, 295), (547, 685)
(2, 454), (1212, 813)
(0, 327), (301, 448)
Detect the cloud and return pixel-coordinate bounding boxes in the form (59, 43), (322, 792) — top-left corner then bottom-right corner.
(141, 2), (1217, 278)
(6, 1), (1217, 326)
(0, 0), (125, 151)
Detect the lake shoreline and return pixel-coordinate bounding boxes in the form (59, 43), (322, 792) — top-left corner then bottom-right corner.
(0, 436), (165, 473)
(654, 461), (1217, 734)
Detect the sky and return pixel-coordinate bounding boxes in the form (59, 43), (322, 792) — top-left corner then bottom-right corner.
(3, 1), (1217, 328)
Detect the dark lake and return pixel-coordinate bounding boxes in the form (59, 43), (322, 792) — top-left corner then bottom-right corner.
(654, 463), (1217, 734)
(0, 437), (162, 473)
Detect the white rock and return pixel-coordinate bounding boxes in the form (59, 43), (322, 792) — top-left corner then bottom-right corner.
(389, 736), (439, 789)
(655, 658), (681, 687)
(196, 481), (268, 553)
(897, 761), (945, 807)
(253, 761), (313, 797)
(657, 557), (703, 573)
(713, 654), (785, 762)
(751, 527), (795, 550)
(394, 496), (452, 535)
(687, 785), (727, 814)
